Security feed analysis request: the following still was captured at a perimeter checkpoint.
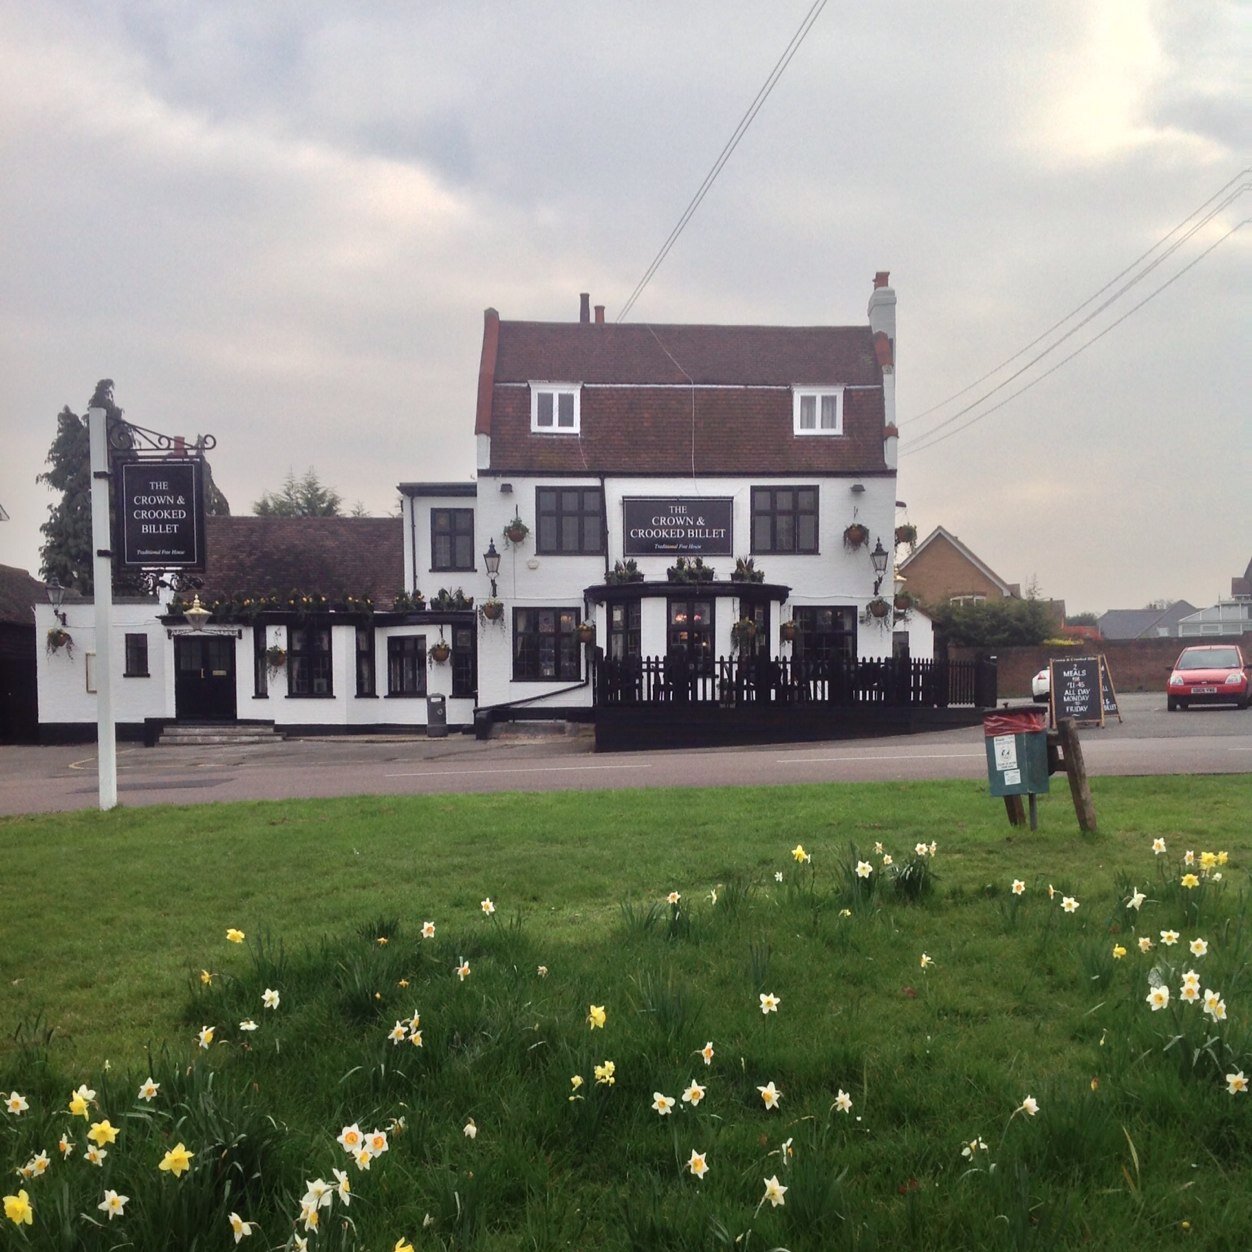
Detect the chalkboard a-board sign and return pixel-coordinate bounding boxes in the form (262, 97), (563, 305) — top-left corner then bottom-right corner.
(1049, 656), (1104, 726)
(1099, 655), (1122, 721)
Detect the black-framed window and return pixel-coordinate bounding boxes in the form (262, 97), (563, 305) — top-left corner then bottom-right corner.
(356, 626), (376, 697)
(535, 487), (604, 555)
(123, 633), (149, 677)
(751, 486), (818, 554)
(288, 624), (333, 696)
(387, 636), (427, 696)
(513, 607), (580, 681)
(740, 601), (769, 657)
(793, 606), (856, 664)
(451, 624), (476, 698)
(667, 597), (715, 666)
(253, 624), (268, 697)
(431, 508), (475, 571)
(607, 599), (641, 660)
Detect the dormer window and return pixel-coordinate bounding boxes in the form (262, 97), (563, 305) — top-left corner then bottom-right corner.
(531, 383), (581, 433)
(793, 387), (843, 436)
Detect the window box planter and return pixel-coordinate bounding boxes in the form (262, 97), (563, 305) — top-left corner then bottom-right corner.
(606, 559), (644, 585)
(667, 556), (716, 583)
(730, 557), (765, 583)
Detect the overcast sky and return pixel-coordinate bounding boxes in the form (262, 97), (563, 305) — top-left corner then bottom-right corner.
(1, 1), (1247, 615)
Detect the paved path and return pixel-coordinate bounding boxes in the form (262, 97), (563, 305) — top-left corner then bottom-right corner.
(1, 694), (1248, 816)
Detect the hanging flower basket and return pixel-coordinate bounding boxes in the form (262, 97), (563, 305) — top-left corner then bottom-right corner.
(46, 626), (75, 658)
(894, 523), (918, 550)
(264, 644), (288, 672)
(893, 591), (915, 612)
(843, 523), (870, 551)
(731, 617), (758, 649)
(779, 621), (797, 644)
(503, 515), (529, 545)
(480, 598), (504, 622)
(867, 597), (891, 619)
(575, 622), (596, 645)
(429, 640), (452, 664)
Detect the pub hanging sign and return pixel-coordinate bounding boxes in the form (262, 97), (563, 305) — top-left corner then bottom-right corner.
(117, 459), (206, 569)
(622, 496), (733, 557)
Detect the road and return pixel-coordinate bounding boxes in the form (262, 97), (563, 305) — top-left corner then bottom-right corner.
(1, 694), (1248, 816)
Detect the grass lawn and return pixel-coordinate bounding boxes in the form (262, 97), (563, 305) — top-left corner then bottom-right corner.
(2, 774), (1251, 1249)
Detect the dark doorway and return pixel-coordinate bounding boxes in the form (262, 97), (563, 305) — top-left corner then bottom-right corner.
(175, 635), (237, 721)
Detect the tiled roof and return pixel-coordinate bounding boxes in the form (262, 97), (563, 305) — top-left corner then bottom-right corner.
(196, 517), (404, 608)
(484, 320), (887, 475)
(0, 564), (44, 627)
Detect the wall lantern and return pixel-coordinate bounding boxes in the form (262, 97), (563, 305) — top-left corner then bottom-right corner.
(45, 575), (68, 625)
(870, 539), (889, 595)
(483, 538), (501, 598)
(183, 594), (212, 632)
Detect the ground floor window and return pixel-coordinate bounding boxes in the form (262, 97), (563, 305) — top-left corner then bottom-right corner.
(737, 601), (769, 657)
(288, 624), (333, 696)
(387, 636), (427, 696)
(356, 626), (376, 696)
(253, 624), (268, 697)
(451, 624), (476, 697)
(792, 606), (856, 664)
(124, 633), (149, 677)
(513, 608), (580, 681)
(607, 599), (641, 660)
(667, 597), (715, 666)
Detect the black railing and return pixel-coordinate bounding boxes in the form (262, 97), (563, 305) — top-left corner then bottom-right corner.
(594, 654), (996, 709)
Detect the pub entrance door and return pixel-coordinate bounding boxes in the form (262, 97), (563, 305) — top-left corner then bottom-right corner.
(174, 635), (237, 721)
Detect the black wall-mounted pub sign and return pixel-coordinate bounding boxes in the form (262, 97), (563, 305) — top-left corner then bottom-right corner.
(117, 459), (206, 569)
(622, 496), (734, 557)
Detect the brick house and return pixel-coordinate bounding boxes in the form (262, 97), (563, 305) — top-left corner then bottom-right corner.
(895, 526), (1020, 608)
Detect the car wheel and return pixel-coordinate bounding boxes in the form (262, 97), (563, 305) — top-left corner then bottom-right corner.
(1167, 697), (1177, 711)
(1178, 701), (1189, 710)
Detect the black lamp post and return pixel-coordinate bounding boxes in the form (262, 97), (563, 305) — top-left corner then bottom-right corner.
(870, 538), (889, 595)
(45, 575), (68, 625)
(483, 539), (501, 598)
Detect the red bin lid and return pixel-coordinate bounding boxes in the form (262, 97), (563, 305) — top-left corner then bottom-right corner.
(983, 709), (1046, 737)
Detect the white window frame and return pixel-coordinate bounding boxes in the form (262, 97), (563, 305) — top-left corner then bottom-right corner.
(792, 387), (844, 436)
(530, 383), (581, 434)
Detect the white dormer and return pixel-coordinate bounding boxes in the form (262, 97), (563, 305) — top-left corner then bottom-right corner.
(530, 383), (581, 433)
(792, 386), (844, 436)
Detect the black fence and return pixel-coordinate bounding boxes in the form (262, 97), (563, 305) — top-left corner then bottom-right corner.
(594, 653), (996, 710)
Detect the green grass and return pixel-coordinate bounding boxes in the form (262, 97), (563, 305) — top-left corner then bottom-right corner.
(2, 775), (1251, 1250)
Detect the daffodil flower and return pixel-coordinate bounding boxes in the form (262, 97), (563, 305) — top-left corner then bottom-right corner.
(1019, 1095), (1039, 1116)
(587, 1004), (606, 1030)
(651, 1092), (676, 1116)
(137, 1078), (159, 1101)
(333, 1168), (351, 1206)
(158, 1143), (193, 1177)
(759, 992), (780, 1015)
(4, 1092), (28, 1116)
(687, 1150), (709, 1178)
(855, 861), (873, 878)
(834, 1088), (852, 1114)
(303, 1179), (332, 1210)
(1227, 1071), (1248, 1095)
(98, 1190), (128, 1220)
(1190, 938), (1208, 957)
(3, 1189), (33, 1226)
(88, 1120), (119, 1147)
(1138, 937), (1153, 953)
(791, 844), (808, 863)
(262, 988), (280, 1009)
(761, 1175), (787, 1207)
(1011, 879), (1025, 895)
(666, 891), (681, 905)
(239, 1019), (258, 1032)
(463, 1118), (478, 1139)
(919, 953), (934, 969)
(69, 1084), (95, 1118)
(1061, 896), (1079, 913)
(682, 1080), (706, 1106)
(700, 1041), (715, 1066)
(226, 928), (245, 944)
(388, 1021), (408, 1044)
(1160, 930), (1179, 946)
(57, 1135), (73, 1158)
(85, 1145), (107, 1166)
(228, 1212), (254, 1243)
(594, 1060), (616, 1086)
(1181, 873), (1200, 889)
(1112, 945), (1127, 959)
(1126, 890), (1145, 910)
(757, 1081), (781, 1110)
(1147, 985), (1170, 1011)
(455, 960), (471, 981)
(421, 921), (436, 939)
(481, 897), (495, 915)
(537, 965), (549, 977)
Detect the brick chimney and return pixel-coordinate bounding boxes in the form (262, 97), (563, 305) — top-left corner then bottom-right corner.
(579, 292), (590, 324)
(594, 304), (605, 325)
(868, 271), (897, 451)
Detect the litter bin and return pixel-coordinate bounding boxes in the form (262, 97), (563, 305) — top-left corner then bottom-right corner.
(983, 707), (1049, 798)
(426, 694), (448, 739)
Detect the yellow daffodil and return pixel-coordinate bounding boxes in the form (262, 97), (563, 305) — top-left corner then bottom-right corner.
(69, 1085), (95, 1119)
(1181, 873), (1200, 890)
(395, 1240), (415, 1252)
(88, 1120), (119, 1147)
(791, 844), (808, 863)
(587, 1004), (606, 1030)
(594, 1060), (616, 1086)
(1112, 945), (1127, 959)
(158, 1142), (194, 1177)
(199, 969), (213, 986)
(197, 1026), (215, 1049)
(3, 1189), (33, 1226)
(226, 928), (245, 944)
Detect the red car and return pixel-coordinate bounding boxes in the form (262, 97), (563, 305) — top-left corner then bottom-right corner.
(1167, 644), (1250, 710)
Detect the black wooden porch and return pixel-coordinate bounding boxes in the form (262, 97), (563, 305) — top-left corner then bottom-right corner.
(592, 654), (997, 751)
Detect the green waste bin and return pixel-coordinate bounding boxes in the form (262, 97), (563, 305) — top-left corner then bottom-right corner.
(983, 708), (1049, 798)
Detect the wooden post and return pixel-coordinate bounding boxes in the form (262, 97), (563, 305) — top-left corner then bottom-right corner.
(1003, 795), (1026, 827)
(1056, 717), (1097, 833)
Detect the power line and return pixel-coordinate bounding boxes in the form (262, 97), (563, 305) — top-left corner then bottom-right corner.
(617, 0), (829, 322)
(901, 218), (1247, 458)
(901, 169), (1250, 428)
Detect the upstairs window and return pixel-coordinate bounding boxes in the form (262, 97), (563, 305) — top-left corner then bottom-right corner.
(536, 486), (604, 555)
(793, 387), (843, 436)
(531, 384), (581, 433)
(431, 508), (474, 571)
(752, 486), (818, 554)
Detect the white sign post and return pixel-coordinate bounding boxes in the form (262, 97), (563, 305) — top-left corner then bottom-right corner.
(88, 406), (118, 810)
